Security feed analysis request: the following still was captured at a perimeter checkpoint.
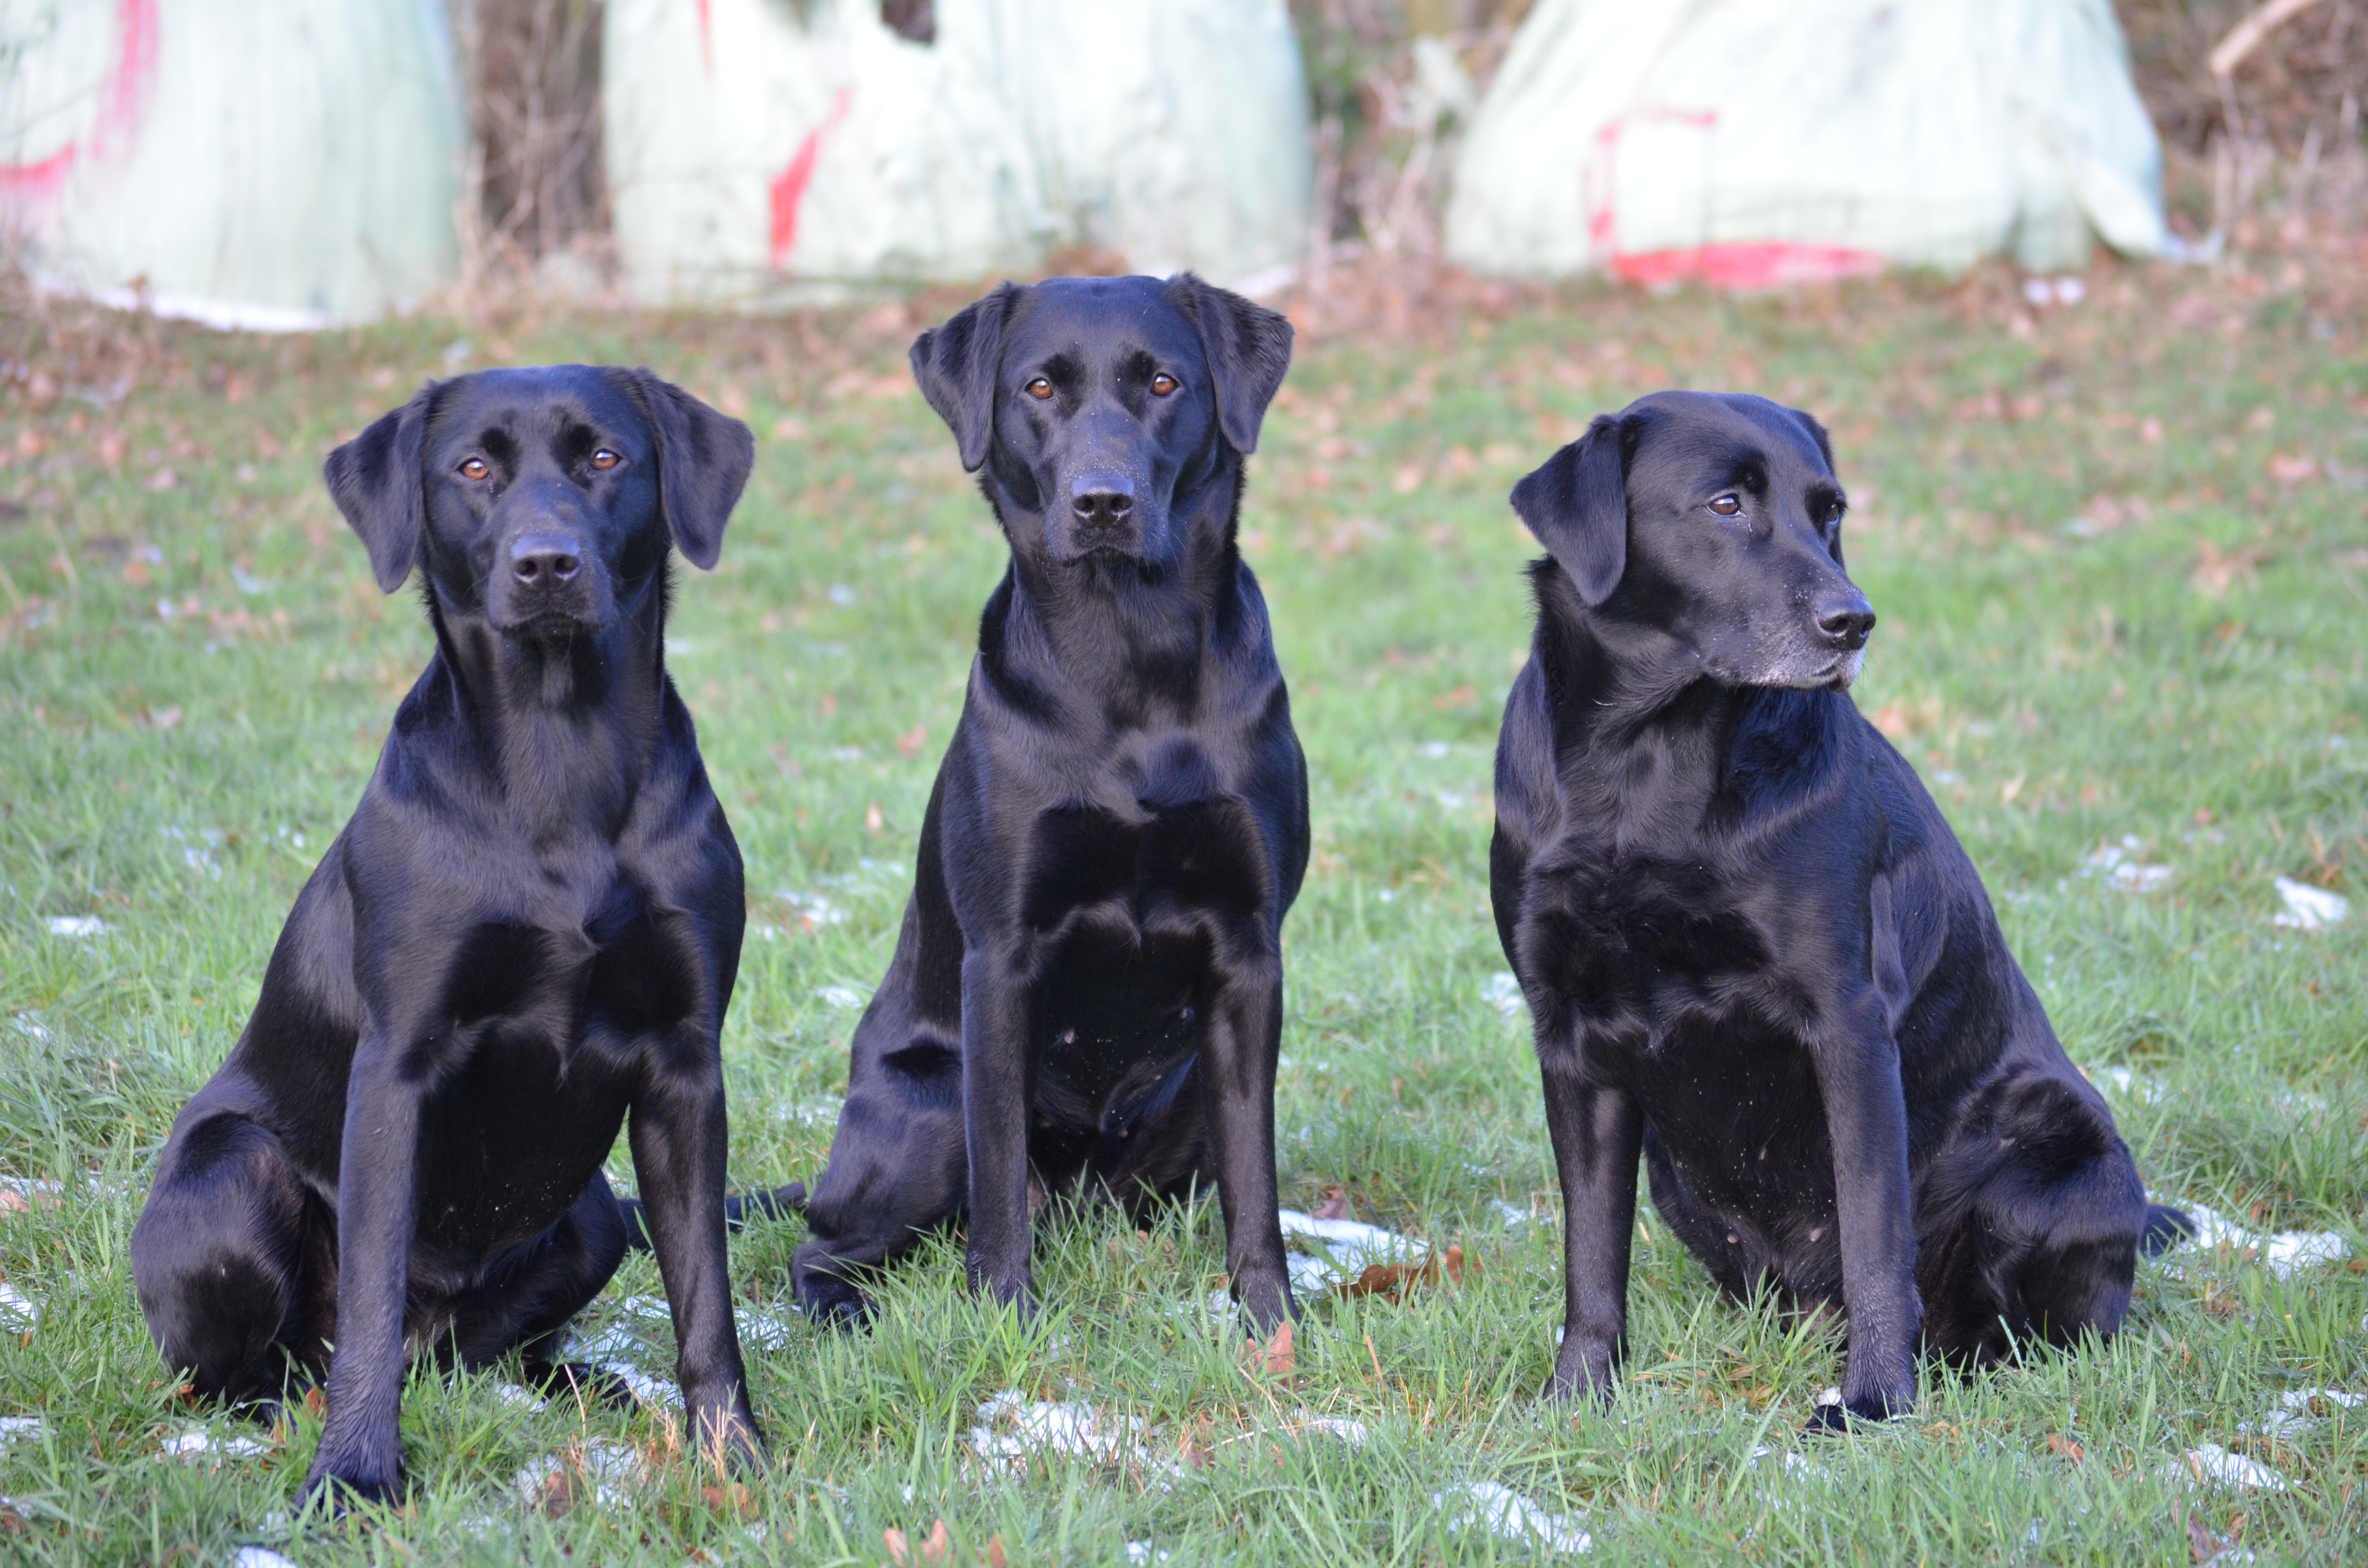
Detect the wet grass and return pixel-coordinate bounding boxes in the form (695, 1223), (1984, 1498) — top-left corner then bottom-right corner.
(0, 258), (2363, 1563)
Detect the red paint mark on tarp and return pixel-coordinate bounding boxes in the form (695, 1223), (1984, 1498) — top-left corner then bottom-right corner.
(1580, 103), (1885, 290)
(1612, 243), (1886, 290)
(693, 0), (713, 73)
(1, 0), (161, 201)
(768, 89), (852, 267)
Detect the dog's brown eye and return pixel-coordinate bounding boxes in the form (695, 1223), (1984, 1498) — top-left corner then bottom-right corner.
(591, 449), (620, 471)
(1150, 372), (1179, 396)
(1708, 494), (1741, 516)
(1025, 377), (1055, 401)
(459, 457), (489, 480)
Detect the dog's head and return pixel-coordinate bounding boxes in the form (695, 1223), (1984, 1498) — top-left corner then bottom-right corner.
(1510, 390), (1875, 691)
(323, 366), (753, 639)
(908, 273), (1292, 571)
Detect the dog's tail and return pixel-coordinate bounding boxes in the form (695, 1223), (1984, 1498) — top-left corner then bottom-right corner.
(618, 1182), (807, 1252)
(2140, 1202), (2195, 1258)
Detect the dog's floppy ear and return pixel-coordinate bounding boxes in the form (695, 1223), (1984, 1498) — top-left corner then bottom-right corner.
(1509, 413), (1633, 607)
(607, 368), (755, 571)
(1169, 272), (1294, 455)
(1786, 404), (1837, 474)
(324, 382), (443, 593)
(911, 283), (1021, 472)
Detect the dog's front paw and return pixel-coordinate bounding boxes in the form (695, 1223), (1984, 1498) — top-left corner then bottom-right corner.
(1544, 1333), (1620, 1405)
(1806, 1379), (1912, 1435)
(1231, 1267), (1296, 1336)
(682, 1398), (765, 1474)
(298, 1457), (405, 1515)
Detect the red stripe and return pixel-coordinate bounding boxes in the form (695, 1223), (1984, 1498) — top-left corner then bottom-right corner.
(1, 0), (158, 202)
(768, 90), (852, 267)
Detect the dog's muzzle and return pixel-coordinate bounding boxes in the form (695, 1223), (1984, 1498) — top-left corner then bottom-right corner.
(494, 530), (603, 634)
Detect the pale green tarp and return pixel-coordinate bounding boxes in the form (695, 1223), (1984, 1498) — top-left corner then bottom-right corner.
(1446, 0), (2171, 284)
(0, 0), (461, 328)
(604, 0), (1312, 303)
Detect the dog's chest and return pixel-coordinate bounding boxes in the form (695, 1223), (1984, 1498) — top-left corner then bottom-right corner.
(1521, 841), (1779, 1040)
(1020, 793), (1270, 933)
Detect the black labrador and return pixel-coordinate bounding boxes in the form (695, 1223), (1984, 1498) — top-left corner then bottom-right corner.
(1490, 391), (2186, 1425)
(130, 366), (770, 1506)
(791, 274), (1308, 1331)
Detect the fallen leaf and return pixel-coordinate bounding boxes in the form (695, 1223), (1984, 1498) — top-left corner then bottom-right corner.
(987, 1536), (1008, 1568)
(2191, 539), (2269, 597)
(1332, 1244), (1471, 1303)
(1254, 1318), (1295, 1377)
(2169, 1495), (2227, 1564)
(865, 801), (885, 835)
(701, 1482), (760, 1519)
(896, 724), (929, 758)
(2046, 1433), (2084, 1466)
(1312, 1187), (1350, 1222)
(885, 1519), (951, 1566)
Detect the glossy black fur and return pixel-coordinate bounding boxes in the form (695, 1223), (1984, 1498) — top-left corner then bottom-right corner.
(792, 275), (1309, 1331)
(1490, 391), (2187, 1426)
(129, 367), (769, 1507)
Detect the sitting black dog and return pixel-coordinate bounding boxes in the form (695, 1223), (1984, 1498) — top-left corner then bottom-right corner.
(1490, 391), (2186, 1425)
(130, 366), (768, 1505)
(791, 275), (1308, 1331)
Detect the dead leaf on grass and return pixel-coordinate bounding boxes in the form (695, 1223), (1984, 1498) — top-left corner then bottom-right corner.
(1312, 1187), (1350, 1222)
(885, 1519), (951, 1565)
(1332, 1243), (1472, 1303)
(1250, 1318), (1295, 1377)
(2191, 539), (2269, 597)
(895, 724), (929, 758)
(2046, 1433), (2085, 1466)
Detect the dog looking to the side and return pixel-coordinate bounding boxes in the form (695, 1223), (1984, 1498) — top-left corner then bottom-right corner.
(791, 274), (1308, 1331)
(1491, 390), (2186, 1426)
(130, 366), (767, 1507)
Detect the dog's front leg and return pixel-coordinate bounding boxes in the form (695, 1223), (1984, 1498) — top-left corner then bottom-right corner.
(961, 948), (1036, 1314)
(1538, 1048), (1643, 1402)
(301, 1031), (423, 1510)
(629, 1050), (762, 1470)
(1202, 936), (1294, 1333)
(1814, 1013), (1921, 1426)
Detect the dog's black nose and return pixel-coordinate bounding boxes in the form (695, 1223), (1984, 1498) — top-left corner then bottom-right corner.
(1814, 591), (1876, 649)
(509, 534), (583, 587)
(1070, 474), (1136, 528)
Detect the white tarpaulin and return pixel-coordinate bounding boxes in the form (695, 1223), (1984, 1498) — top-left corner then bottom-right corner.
(603, 0), (1311, 303)
(0, 0), (461, 328)
(1446, 0), (2171, 285)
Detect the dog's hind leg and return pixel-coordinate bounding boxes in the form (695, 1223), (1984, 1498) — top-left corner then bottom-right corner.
(131, 1111), (319, 1407)
(1916, 1071), (2149, 1365)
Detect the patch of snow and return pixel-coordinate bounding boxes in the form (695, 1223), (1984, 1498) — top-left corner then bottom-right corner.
(2082, 838), (2171, 893)
(2095, 1066), (2166, 1104)
(2173, 1201), (2349, 1277)
(163, 1429), (271, 1461)
(1433, 1480), (1592, 1554)
(1481, 973), (1525, 1019)
(1494, 1200), (1529, 1228)
(0, 1417), (44, 1448)
(967, 1391), (1179, 1480)
(2160, 1443), (2288, 1492)
(1278, 1208), (1424, 1292)
(492, 1384), (544, 1411)
(45, 917), (106, 939)
(513, 1439), (644, 1509)
(737, 1310), (794, 1351)
(816, 985), (869, 1010)
(2245, 1387), (2364, 1439)
(0, 1284), (37, 1330)
(230, 1550), (302, 1568)
(2272, 877), (2348, 931)
(1295, 1412), (1369, 1445)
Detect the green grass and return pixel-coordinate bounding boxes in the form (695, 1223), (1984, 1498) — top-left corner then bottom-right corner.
(1, 260), (2363, 1564)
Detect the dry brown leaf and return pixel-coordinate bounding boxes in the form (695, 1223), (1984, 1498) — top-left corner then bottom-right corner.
(1255, 1318), (1296, 1377)
(1312, 1187), (1350, 1222)
(896, 724), (930, 758)
(701, 1482), (760, 1519)
(2046, 1433), (2085, 1466)
(1332, 1244), (1471, 1304)
(865, 801), (886, 835)
(987, 1536), (1008, 1568)
(885, 1519), (951, 1566)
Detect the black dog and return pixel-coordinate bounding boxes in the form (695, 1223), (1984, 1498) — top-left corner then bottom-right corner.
(791, 275), (1307, 1331)
(130, 366), (768, 1505)
(1490, 391), (2185, 1425)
